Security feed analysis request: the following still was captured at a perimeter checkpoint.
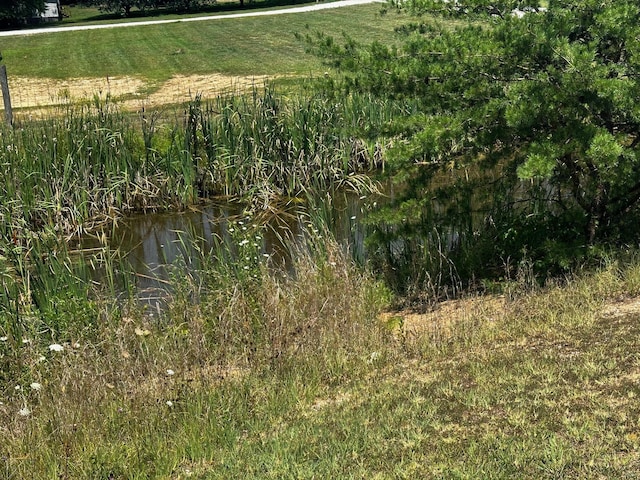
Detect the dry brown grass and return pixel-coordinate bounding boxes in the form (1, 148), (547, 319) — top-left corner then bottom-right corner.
(10, 73), (274, 111)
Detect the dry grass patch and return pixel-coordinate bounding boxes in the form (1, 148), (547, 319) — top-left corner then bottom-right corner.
(9, 73), (274, 110)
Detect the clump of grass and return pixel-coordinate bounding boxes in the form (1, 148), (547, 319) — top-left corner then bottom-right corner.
(0, 226), (393, 478)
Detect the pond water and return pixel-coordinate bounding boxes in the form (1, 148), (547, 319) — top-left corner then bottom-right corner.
(76, 193), (372, 305)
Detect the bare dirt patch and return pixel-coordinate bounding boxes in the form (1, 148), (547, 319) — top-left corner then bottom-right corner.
(137, 74), (270, 108)
(10, 76), (145, 109)
(383, 291), (640, 349)
(9, 74), (272, 111)
(381, 295), (507, 341)
(601, 296), (640, 319)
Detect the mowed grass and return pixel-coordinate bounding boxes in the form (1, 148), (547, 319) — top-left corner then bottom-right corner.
(1, 4), (409, 80)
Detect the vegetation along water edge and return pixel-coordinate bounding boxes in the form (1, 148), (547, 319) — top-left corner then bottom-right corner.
(3, 0), (640, 477)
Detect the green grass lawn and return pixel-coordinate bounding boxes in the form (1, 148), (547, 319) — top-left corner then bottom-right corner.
(2, 4), (409, 81)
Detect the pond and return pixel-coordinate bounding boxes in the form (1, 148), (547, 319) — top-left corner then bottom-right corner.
(75, 192), (373, 306)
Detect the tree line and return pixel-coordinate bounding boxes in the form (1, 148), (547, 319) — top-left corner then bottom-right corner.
(76, 0), (219, 17)
(0, 0), (225, 26)
(0, 0), (46, 26)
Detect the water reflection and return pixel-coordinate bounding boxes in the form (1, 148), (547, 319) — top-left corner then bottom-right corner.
(78, 193), (371, 302)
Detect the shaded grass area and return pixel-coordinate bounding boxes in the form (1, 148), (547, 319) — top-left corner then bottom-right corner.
(3, 237), (640, 477)
(2, 4), (409, 80)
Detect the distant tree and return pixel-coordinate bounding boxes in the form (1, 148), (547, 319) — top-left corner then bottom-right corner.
(0, 0), (46, 26)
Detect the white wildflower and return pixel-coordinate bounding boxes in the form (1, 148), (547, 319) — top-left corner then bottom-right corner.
(166, 401), (173, 407)
(18, 406), (30, 417)
(0, 336), (7, 342)
(48, 344), (64, 352)
(368, 351), (381, 364)
(30, 382), (42, 391)
(239, 239), (249, 246)
(14, 385), (21, 391)
(166, 369), (175, 376)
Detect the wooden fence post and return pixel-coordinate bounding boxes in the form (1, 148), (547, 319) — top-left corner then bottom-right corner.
(0, 65), (13, 126)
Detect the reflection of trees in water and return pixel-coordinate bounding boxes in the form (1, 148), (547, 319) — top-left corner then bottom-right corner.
(117, 206), (236, 297)
(82, 194), (372, 300)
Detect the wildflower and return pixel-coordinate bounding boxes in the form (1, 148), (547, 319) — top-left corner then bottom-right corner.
(243, 266), (250, 270)
(18, 406), (31, 417)
(351, 216), (357, 220)
(37, 355), (46, 363)
(49, 344), (64, 352)
(368, 351), (381, 364)
(14, 385), (21, 391)
(262, 253), (270, 258)
(166, 401), (174, 407)
(166, 369), (175, 376)
(239, 239), (249, 246)
(0, 336), (7, 342)
(22, 339), (31, 344)
(30, 383), (42, 391)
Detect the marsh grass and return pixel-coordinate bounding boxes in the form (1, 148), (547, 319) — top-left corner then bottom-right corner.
(0, 86), (402, 378)
(1, 88), (399, 239)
